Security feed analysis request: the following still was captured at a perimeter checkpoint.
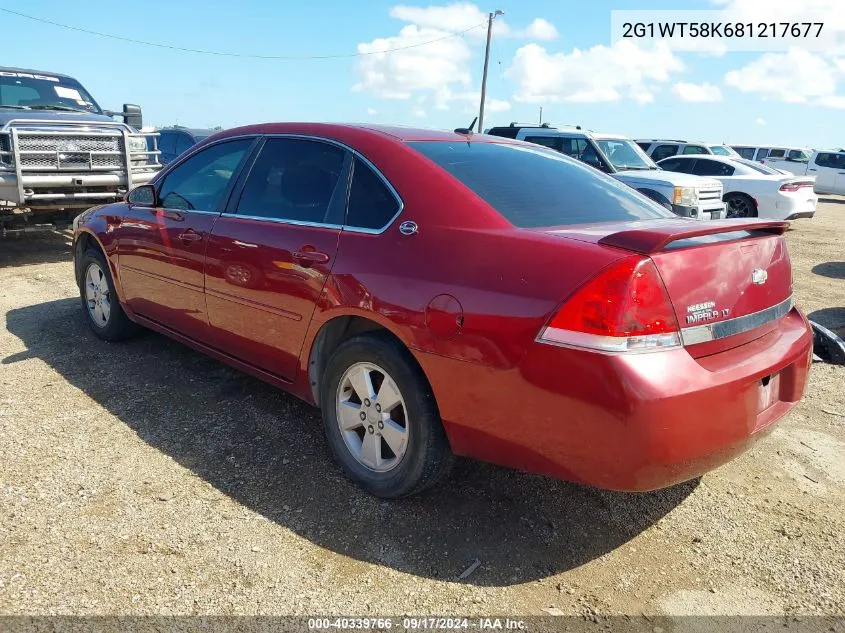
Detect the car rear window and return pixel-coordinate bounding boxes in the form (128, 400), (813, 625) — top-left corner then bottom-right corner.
(407, 141), (673, 228)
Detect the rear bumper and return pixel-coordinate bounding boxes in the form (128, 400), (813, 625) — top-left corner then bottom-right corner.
(784, 211), (816, 220)
(418, 308), (813, 491)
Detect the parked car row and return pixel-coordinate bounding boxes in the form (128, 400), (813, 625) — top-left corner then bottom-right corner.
(73, 122), (814, 499)
(488, 124), (819, 221)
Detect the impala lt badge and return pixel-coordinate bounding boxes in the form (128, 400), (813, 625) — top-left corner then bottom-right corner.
(686, 301), (730, 324)
(752, 269), (768, 285)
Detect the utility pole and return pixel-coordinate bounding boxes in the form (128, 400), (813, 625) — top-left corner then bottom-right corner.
(478, 9), (504, 133)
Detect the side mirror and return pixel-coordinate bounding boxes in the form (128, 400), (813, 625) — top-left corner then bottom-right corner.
(121, 104), (143, 130)
(127, 184), (156, 207)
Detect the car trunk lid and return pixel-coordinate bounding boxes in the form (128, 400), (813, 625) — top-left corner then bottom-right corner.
(543, 219), (793, 356)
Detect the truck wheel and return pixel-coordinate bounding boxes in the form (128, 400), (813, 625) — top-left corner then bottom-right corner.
(320, 332), (454, 498)
(77, 249), (138, 341)
(724, 193), (757, 218)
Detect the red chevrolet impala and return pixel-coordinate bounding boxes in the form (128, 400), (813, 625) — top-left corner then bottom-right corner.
(72, 123), (813, 498)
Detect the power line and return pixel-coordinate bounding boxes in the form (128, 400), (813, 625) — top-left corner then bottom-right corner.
(0, 7), (484, 60)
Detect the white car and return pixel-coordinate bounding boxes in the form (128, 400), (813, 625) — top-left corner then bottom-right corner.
(729, 145), (812, 176)
(656, 155), (818, 220)
(806, 150), (845, 195)
(636, 139), (741, 161)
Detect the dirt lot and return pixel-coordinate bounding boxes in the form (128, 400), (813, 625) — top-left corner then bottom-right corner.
(1, 201), (844, 618)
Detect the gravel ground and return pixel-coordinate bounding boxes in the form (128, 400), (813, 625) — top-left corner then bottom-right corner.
(0, 201), (843, 618)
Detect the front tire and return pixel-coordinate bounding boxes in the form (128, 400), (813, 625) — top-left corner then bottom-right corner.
(320, 332), (454, 498)
(724, 193), (757, 218)
(77, 249), (137, 341)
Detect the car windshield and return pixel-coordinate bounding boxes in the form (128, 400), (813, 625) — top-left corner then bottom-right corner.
(595, 139), (657, 171)
(710, 145), (737, 157)
(0, 71), (101, 113)
(736, 159), (781, 175)
(408, 141), (673, 228)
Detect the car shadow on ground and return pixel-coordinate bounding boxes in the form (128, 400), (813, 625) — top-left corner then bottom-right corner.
(819, 197), (845, 205)
(4, 298), (697, 586)
(0, 231), (74, 269)
(808, 308), (845, 337)
(811, 261), (845, 280)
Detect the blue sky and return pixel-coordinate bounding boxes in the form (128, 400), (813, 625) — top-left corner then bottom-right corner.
(3, 0), (843, 148)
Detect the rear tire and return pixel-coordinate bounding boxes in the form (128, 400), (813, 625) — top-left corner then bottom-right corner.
(320, 332), (454, 498)
(724, 193), (757, 218)
(77, 248), (138, 342)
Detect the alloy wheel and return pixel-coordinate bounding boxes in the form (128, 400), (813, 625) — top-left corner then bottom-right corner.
(335, 362), (409, 472)
(726, 196), (751, 218)
(84, 262), (111, 328)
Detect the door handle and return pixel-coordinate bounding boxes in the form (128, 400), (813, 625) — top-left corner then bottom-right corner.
(178, 230), (203, 244)
(292, 249), (330, 266)
(808, 168), (817, 171)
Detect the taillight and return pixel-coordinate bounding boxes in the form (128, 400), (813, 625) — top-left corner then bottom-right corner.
(779, 182), (810, 192)
(538, 256), (681, 353)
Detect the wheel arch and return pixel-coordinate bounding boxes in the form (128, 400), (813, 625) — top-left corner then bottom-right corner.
(306, 312), (425, 408)
(722, 190), (758, 215)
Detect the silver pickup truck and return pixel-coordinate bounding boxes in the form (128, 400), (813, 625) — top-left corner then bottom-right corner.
(0, 67), (161, 235)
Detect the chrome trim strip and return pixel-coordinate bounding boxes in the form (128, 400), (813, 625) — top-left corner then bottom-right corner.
(681, 295), (793, 345)
(219, 212), (343, 230)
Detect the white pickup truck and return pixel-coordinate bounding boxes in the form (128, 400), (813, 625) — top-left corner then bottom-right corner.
(0, 66), (161, 235)
(486, 124), (726, 221)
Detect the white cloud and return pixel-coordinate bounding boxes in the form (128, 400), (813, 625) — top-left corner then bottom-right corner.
(366, 107), (378, 116)
(508, 41), (684, 104)
(355, 3), (558, 109)
(820, 95), (845, 109)
(389, 4), (558, 40)
(672, 82), (723, 102)
(724, 48), (845, 104)
(412, 106), (427, 117)
(756, 117), (767, 126)
(519, 18), (558, 41)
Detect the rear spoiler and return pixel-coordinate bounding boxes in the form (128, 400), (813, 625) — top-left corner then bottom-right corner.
(598, 219), (788, 254)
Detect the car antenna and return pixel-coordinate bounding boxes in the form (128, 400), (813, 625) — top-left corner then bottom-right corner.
(454, 116), (478, 135)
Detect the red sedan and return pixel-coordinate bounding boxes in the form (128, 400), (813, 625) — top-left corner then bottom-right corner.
(72, 123), (813, 498)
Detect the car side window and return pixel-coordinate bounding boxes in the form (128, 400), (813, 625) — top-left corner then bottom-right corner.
(692, 159), (734, 176)
(524, 136), (563, 152)
(158, 139), (252, 212)
(175, 134), (193, 155)
(651, 144), (679, 161)
(657, 158), (686, 172)
(837, 153), (845, 170)
(636, 142), (652, 152)
(235, 137), (348, 224)
(755, 148), (770, 160)
(158, 131), (177, 155)
(767, 148), (786, 159)
(682, 145), (708, 155)
(815, 153), (835, 168)
(346, 157), (400, 230)
(734, 147), (756, 160)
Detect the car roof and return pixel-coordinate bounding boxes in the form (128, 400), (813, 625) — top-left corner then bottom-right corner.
(658, 154), (733, 162)
(215, 122), (524, 144)
(0, 66), (76, 81)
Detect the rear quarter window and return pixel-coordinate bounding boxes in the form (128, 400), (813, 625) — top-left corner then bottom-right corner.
(408, 141), (673, 228)
(651, 144), (680, 161)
